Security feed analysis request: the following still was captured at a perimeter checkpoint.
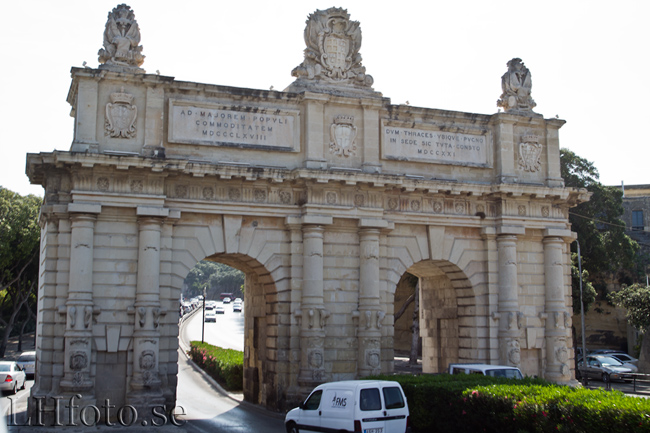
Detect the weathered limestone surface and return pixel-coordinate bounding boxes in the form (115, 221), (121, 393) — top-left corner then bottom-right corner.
(26, 5), (589, 418)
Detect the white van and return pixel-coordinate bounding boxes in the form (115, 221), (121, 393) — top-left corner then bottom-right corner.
(285, 380), (410, 433)
(448, 363), (523, 379)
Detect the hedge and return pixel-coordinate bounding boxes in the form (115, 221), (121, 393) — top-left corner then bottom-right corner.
(369, 374), (650, 433)
(189, 341), (243, 391)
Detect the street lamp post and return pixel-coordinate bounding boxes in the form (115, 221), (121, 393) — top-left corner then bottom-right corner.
(576, 240), (588, 385)
(202, 286), (206, 343)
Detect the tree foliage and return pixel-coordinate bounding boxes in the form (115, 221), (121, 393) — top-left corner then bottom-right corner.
(608, 284), (650, 333)
(0, 187), (41, 356)
(560, 149), (638, 312)
(183, 260), (244, 300)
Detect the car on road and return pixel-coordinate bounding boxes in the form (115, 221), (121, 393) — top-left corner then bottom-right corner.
(16, 351), (36, 378)
(233, 302), (242, 312)
(285, 380), (410, 433)
(0, 361), (26, 394)
(576, 355), (633, 382)
(223, 297), (231, 304)
(204, 311), (217, 322)
(448, 363), (524, 379)
(215, 306), (225, 314)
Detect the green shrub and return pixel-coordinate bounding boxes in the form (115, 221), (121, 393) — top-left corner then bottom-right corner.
(189, 341), (243, 391)
(369, 374), (650, 433)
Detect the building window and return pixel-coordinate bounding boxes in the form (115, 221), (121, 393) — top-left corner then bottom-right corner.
(632, 210), (644, 231)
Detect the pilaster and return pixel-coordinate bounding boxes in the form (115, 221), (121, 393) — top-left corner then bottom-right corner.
(357, 227), (382, 377)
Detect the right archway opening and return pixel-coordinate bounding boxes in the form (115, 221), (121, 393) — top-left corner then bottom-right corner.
(395, 259), (478, 374)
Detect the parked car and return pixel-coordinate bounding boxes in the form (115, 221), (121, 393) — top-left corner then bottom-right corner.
(204, 311), (217, 322)
(285, 380), (410, 433)
(16, 351), (36, 378)
(215, 306), (225, 314)
(448, 363), (524, 379)
(576, 355), (633, 382)
(0, 361), (26, 394)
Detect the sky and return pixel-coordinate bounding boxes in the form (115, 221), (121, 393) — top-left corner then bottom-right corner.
(3, 0), (649, 197)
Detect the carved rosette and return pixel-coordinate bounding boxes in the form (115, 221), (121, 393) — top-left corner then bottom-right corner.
(279, 191), (292, 204)
(106, 88), (137, 138)
(329, 115), (357, 157)
(518, 135), (543, 172)
(291, 8), (373, 88)
(98, 4), (145, 72)
(433, 201), (443, 213)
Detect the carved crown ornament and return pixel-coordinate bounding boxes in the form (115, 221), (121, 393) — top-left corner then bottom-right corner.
(290, 8), (373, 89)
(98, 4), (145, 73)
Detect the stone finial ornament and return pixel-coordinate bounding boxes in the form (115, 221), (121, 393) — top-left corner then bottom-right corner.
(286, 8), (378, 96)
(98, 4), (145, 73)
(497, 58), (536, 114)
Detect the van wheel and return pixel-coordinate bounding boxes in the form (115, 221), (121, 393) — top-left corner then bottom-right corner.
(286, 421), (299, 433)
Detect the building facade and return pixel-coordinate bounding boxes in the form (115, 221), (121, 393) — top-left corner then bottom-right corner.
(25, 5), (587, 420)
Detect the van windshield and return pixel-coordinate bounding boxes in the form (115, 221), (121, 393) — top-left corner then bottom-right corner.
(360, 388), (381, 411)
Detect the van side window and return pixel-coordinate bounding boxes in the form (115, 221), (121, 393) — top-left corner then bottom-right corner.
(303, 390), (323, 410)
(360, 388), (381, 411)
(382, 387), (405, 409)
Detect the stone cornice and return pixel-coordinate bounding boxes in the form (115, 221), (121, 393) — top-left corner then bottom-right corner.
(27, 151), (588, 205)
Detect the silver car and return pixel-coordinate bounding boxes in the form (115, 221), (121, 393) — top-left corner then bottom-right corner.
(0, 361), (26, 394)
(577, 355), (633, 382)
(16, 351), (36, 378)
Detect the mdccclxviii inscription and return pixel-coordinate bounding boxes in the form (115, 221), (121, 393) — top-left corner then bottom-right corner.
(169, 100), (298, 151)
(381, 121), (490, 167)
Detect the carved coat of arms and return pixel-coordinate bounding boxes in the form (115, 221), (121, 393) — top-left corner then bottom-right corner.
(329, 115), (357, 157)
(291, 8), (373, 87)
(518, 134), (542, 172)
(106, 88), (137, 138)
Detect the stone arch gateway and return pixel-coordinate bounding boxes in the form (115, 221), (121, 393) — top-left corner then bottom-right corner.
(25, 4), (588, 419)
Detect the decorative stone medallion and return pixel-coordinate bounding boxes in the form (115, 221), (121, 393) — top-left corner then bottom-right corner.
(518, 134), (542, 172)
(542, 206), (550, 217)
(410, 200), (421, 211)
(202, 187), (214, 200)
(97, 177), (109, 191)
(228, 188), (241, 201)
(70, 352), (88, 371)
(433, 201), (443, 213)
(308, 350), (324, 368)
(105, 88), (137, 138)
(326, 192), (337, 204)
(329, 115), (357, 157)
(455, 202), (465, 214)
(140, 350), (156, 370)
(130, 179), (143, 193)
(254, 189), (267, 202)
(175, 185), (188, 198)
(279, 190), (292, 204)
(366, 351), (380, 368)
(518, 205), (526, 216)
(387, 197), (398, 210)
(354, 194), (365, 207)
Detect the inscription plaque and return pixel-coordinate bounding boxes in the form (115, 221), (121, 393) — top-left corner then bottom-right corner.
(381, 120), (490, 167)
(169, 100), (299, 151)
